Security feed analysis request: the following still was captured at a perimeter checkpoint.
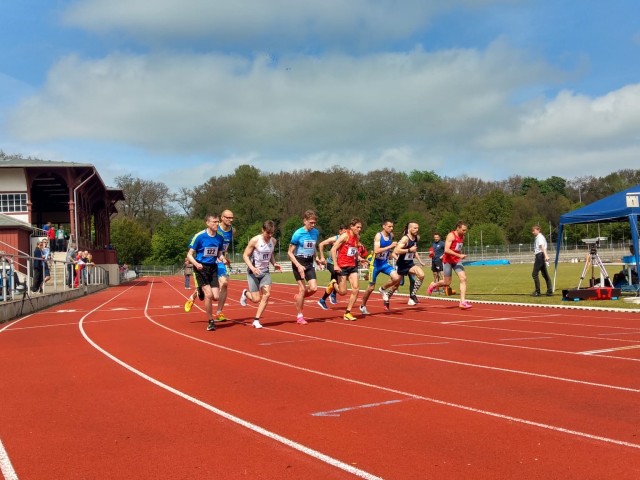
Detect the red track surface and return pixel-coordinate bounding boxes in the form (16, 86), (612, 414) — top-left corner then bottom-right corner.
(1, 278), (640, 479)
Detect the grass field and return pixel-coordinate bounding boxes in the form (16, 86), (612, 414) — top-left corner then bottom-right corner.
(260, 262), (640, 310)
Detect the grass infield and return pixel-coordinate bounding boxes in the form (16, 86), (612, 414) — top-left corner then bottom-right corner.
(259, 263), (640, 310)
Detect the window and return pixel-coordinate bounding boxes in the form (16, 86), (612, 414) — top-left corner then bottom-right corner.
(0, 193), (28, 213)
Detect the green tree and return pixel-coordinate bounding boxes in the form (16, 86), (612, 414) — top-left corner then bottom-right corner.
(470, 222), (507, 247)
(111, 217), (152, 265)
(147, 216), (203, 265)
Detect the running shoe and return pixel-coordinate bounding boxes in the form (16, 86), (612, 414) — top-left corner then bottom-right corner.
(379, 286), (389, 302)
(329, 291), (338, 304)
(343, 312), (357, 321)
(445, 286), (457, 296)
(252, 319), (263, 329)
(427, 282), (437, 295)
(359, 305), (370, 315)
(407, 297), (417, 306)
(207, 319), (216, 331)
(240, 289), (247, 307)
(459, 301), (472, 310)
(325, 279), (337, 295)
(215, 312), (228, 322)
(317, 298), (329, 310)
(296, 315), (308, 325)
(184, 297), (194, 313)
(383, 301), (390, 312)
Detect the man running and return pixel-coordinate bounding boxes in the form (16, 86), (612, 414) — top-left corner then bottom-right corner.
(214, 209), (235, 322)
(239, 220), (281, 328)
(288, 210), (324, 325)
(328, 218), (367, 321)
(428, 221), (472, 309)
(359, 220), (399, 314)
(317, 225), (347, 309)
(186, 214), (226, 331)
(386, 222), (426, 306)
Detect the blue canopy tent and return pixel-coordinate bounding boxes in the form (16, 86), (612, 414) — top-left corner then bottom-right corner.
(553, 185), (640, 291)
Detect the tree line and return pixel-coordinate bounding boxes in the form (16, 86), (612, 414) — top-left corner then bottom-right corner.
(110, 166), (640, 265)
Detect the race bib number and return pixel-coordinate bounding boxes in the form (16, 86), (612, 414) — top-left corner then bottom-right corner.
(454, 243), (463, 252)
(376, 251), (388, 260)
(347, 247), (357, 256)
(304, 240), (316, 250)
(405, 252), (415, 260)
(204, 246), (219, 257)
(262, 253), (270, 261)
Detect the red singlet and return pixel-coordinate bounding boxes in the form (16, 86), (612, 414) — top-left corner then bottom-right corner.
(337, 231), (360, 268)
(442, 231), (464, 264)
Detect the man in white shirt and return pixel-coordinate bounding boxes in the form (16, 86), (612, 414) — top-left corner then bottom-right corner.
(531, 224), (552, 296)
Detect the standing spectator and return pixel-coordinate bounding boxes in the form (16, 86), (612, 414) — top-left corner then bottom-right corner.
(56, 225), (66, 252)
(31, 240), (45, 293)
(41, 238), (51, 283)
(42, 221), (51, 232)
(47, 224), (56, 252)
(66, 243), (77, 287)
(183, 258), (193, 289)
(531, 224), (553, 296)
(431, 232), (445, 294)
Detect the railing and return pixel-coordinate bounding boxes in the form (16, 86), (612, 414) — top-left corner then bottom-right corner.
(0, 251), (109, 302)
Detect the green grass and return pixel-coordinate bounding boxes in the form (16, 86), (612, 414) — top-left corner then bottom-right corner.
(257, 263), (640, 310)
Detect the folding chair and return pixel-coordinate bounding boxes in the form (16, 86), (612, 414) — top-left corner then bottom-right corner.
(14, 272), (35, 316)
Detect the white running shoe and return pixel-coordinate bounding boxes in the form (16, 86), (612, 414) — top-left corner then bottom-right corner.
(379, 286), (389, 302)
(252, 319), (263, 329)
(408, 298), (417, 306)
(240, 289), (247, 307)
(359, 305), (370, 315)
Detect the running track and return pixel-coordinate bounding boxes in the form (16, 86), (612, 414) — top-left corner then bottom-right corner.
(1, 278), (639, 479)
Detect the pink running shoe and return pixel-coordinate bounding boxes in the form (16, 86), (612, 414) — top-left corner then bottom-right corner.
(296, 315), (308, 325)
(459, 301), (472, 310)
(427, 282), (437, 295)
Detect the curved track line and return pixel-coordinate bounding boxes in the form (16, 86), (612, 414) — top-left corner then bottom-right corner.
(148, 280), (640, 450)
(0, 437), (18, 480)
(78, 281), (383, 480)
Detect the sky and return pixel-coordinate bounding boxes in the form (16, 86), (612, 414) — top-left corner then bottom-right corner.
(1, 0), (639, 191)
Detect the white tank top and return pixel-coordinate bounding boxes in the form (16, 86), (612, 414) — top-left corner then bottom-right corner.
(251, 236), (275, 274)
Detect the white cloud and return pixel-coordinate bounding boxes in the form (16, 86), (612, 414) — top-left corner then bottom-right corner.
(6, 41), (551, 157)
(61, 0), (510, 49)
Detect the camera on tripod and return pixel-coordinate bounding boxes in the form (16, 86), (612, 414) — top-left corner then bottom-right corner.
(582, 237), (605, 255)
(579, 237), (609, 288)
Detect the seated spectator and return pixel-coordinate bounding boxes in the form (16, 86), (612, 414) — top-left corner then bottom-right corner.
(612, 245), (639, 287)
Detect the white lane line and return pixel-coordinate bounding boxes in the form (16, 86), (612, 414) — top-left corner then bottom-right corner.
(391, 342), (450, 347)
(148, 281), (640, 450)
(259, 339), (318, 346)
(597, 331), (640, 337)
(79, 280), (383, 480)
(579, 345), (640, 355)
(311, 399), (407, 417)
(442, 314), (562, 325)
(0, 436), (18, 480)
(500, 337), (553, 341)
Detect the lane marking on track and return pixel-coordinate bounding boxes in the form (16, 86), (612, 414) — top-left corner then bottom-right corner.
(79, 280), (384, 480)
(579, 345), (640, 355)
(442, 314), (562, 324)
(311, 399), (407, 417)
(597, 331), (640, 336)
(54, 309), (78, 313)
(142, 290), (640, 452)
(391, 342), (450, 347)
(0, 436), (18, 480)
(500, 337), (553, 341)
(259, 339), (318, 346)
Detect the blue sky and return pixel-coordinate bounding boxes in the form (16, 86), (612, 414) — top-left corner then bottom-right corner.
(1, 0), (639, 191)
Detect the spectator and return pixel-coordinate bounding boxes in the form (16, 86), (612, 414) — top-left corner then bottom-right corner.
(66, 243), (77, 287)
(56, 225), (66, 252)
(31, 240), (45, 293)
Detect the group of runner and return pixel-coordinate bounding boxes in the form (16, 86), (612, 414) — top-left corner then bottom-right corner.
(184, 209), (472, 331)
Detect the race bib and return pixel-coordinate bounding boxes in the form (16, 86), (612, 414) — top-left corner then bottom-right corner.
(204, 246), (219, 258)
(376, 251), (388, 260)
(262, 253), (270, 260)
(405, 252), (415, 260)
(347, 247), (357, 256)
(304, 240), (316, 250)
(454, 243), (463, 252)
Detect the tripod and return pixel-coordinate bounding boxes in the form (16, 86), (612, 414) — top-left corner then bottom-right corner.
(578, 247), (610, 288)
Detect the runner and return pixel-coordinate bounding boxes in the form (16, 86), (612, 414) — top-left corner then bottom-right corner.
(428, 221), (472, 309)
(328, 218), (368, 321)
(186, 214), (226, 331)
(213, 209), (235, 322)
(316, 225), (347, 309)
(239, 220), (281, 329)
(384, 222), (425, 306)
(287, 210), (324, 325)
(359, 220), (399, 314)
